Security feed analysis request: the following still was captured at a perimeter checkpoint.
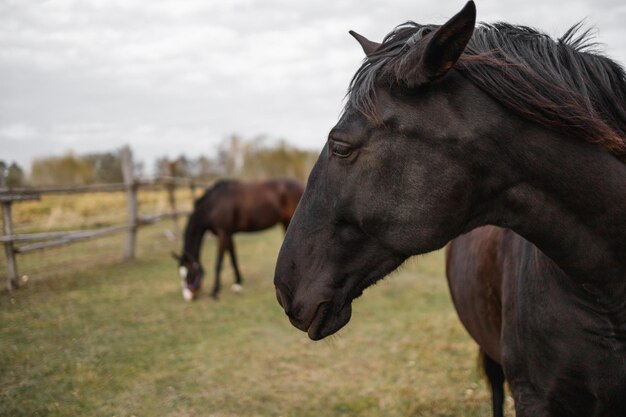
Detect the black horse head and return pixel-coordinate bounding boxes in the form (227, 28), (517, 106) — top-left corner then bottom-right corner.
(275, 1), (479, 340)
(274, 0), (626, 340)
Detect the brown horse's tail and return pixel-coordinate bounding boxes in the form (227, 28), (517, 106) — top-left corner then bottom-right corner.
(478, 349), (506, 417)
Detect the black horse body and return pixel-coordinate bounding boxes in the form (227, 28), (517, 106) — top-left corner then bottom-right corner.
(273, 2), (626, 416)
(176, 178), (304, 300)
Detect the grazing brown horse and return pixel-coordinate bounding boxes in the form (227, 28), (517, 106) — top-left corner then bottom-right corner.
(174, 178), (304, 301)
(274, 2), (626, 416)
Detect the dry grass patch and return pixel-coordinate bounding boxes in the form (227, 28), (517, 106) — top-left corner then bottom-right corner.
(1, 228), (514, 416)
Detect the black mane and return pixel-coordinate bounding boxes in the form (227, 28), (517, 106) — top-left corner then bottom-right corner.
(348, 22), (626, 160)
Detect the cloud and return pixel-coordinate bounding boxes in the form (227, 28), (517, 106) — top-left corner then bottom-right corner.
(1, 0), (625, 171)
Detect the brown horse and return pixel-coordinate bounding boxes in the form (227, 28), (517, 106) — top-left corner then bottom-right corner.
(446, 227), (508, 417)
(447, 224), (626, 417)
(174, 178), (304, 301)
(274, 2), (626, 416)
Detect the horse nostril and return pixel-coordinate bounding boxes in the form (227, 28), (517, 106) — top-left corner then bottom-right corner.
(275, 285), (294, 316)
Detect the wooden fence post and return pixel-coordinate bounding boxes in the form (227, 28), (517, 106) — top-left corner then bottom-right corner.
(120, 147), (138, 261)
(190, 181), (197, 201)
(166, 162), (180, 239)
(2, 201), (19, 290)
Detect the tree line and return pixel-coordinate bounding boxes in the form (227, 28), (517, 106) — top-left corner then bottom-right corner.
(2, 135), (319, 188)
(0, 161), (26, 188)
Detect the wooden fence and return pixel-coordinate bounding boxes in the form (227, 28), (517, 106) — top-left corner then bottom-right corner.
(0, 147), (210, 291)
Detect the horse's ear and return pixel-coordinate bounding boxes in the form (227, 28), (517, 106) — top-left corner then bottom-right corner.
(349, 30), (381, 57)
(171, 251), (181, 262)
(403, 0), (476, 87)
(420, 1), (476, 80)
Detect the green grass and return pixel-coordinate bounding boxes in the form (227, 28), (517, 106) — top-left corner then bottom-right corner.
(0, 227), (513, 416)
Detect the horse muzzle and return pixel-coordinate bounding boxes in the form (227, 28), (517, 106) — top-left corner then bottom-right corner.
(181, 287), (196, 301)
(306, 300), (352, 341)
(275, 285), (353, 340)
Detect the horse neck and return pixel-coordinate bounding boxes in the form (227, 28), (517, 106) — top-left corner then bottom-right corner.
(488, 127), (626, 282)
(182, 210), (208, 262)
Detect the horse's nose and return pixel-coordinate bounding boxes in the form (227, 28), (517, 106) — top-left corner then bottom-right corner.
(275, 286), (293, 317)
(182, 287), (195, 301)
(276, 285), (306, 326)
(275, 287), (286, 309)
(276, 285), (323, 332)
(286, 300), (326, 333)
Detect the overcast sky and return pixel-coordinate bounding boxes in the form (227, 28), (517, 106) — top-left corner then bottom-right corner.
(1, 0), (625, 173)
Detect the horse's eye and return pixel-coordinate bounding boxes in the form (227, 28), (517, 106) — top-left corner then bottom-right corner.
(330, 140), (353, 158)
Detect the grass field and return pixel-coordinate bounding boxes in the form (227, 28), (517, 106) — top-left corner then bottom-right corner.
(0, 226), (514, 417)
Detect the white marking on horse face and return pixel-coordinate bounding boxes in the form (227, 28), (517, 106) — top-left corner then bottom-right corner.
(178, 266), (188, 280)
(230, 283), (243, 293)
(182, 287), (194, 301)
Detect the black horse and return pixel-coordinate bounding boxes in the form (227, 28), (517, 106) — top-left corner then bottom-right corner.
(274, 2), (626, 416)
(174, 178), (304, 301)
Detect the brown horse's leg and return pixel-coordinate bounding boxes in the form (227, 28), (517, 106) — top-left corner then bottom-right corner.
(481, 349), (506, 417)
(226, 235), (243, 291)
(211, 233), (227, 299)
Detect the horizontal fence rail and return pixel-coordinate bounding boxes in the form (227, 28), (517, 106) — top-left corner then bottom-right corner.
(0, 147), (210, 291)
(2, 177), (199, 196)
